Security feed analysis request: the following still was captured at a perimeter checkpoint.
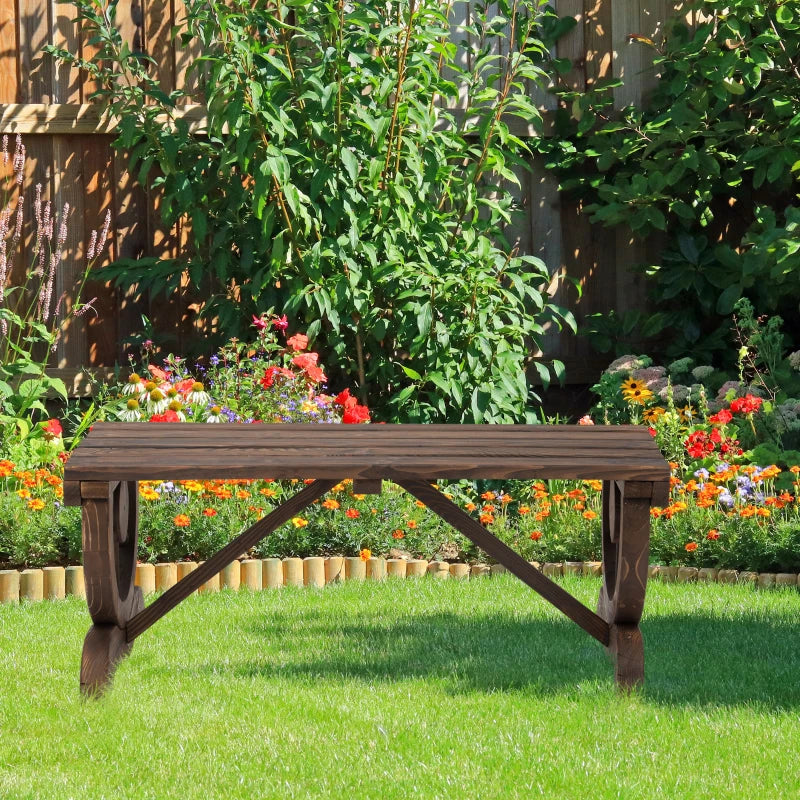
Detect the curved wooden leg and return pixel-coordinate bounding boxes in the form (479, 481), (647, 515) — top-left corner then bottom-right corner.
(80, 481), (140, 696)
(598, 480), (652, 689)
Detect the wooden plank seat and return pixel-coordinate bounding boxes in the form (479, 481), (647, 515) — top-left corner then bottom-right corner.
(64, 422), (670, 695)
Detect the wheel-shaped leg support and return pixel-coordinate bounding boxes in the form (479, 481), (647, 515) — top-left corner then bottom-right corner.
(80, 481), (142, 696)
(598, 480), (654, 689)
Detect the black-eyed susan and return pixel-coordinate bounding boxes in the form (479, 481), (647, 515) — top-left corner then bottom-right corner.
(643, 406), (666, 423)
(621, 378), (646, 394)
(623, 386), (653, 405)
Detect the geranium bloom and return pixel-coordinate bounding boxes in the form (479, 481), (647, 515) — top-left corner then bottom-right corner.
(729, 394), (763, 414)
(342, 404), (370, 424)
(334, 388), (358, 408)
(42, 418), (62, 439)
(150, 410), (181, 422)
(345, 508), (360, 519)
(260, 365), (294, 388)
(292, 353), (327, 384)
(173, 514), (191, 527)
(148, 364), (171, 383)
(708, 408), (733, 425)
(286, 333), (309, 351)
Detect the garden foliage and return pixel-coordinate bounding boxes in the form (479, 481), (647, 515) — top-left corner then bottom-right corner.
(50, 0), (576, 422)
(536, 0), (800, 362)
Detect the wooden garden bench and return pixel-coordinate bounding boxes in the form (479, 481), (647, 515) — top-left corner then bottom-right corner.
(64, 423), (669, 695)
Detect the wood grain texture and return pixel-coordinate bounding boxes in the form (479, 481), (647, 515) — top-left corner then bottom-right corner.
(125, 479), (338, 641)
(81, 481), (139, 627)
(399, 479), (610, 645)
(0, 0), (19, 103)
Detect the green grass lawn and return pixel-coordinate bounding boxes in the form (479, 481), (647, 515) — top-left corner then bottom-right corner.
(2, 576), (799, 799)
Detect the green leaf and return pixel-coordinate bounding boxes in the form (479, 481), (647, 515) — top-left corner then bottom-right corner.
(716, 284), (741, 315)
(401, 365), (422, 381)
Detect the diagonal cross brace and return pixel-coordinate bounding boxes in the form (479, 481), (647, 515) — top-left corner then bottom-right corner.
(397, 479), (611, 646)
(126, 479), (338, 642)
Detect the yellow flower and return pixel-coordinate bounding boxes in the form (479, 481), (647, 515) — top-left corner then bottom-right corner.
(27, 498), (46, 511)
(291, 517), (309, 528)
(621, 378), (645, 393)
(643, 406), (666, 422)
(623, 386), (654, 405)
(359, 548), (371, 561)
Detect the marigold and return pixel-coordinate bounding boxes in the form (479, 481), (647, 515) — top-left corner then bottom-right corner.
(706, 529), (720, 540)
(407, 520), (418, 529)
(236, 490), (251, 500)
(530, 530), (543, 541)
(392, 530), (405, 539)
(173, 514), (191, 527)
(322, 499), (340, 510)
(479, 513), (495, 525)
(202, 508), (218, 517)
(518, 505), (531, 515)
(790, 465), (800, 475)
(464, 502), (477, 512)
(291, 517), (309, 528)
(480, 491), (495, 500)
(260, 488), (277, 498)
(27, 498), (46, 511)
(582, 510), (598, 520)
(685, 542), (698, 552)
(482, 504), (496, 513)
(359, 548), (371, 561)
(345, 508), (360, 519)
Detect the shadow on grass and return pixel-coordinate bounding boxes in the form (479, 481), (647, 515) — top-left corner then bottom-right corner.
(175, 604), (800, 708)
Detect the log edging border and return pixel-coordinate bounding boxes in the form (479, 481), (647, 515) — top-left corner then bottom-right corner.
(1, 559), (798, 604)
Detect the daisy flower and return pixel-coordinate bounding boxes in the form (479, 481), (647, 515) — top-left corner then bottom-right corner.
(122, 373), (146, 395)
(186, 381), (211, 406)
(146, 387), (169, 414)
(206, 405), (223, 423)
(168, 399), (187, 421)
(119, 397), (143, 422)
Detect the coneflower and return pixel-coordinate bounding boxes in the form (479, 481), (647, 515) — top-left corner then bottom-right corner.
(119, 398), (143, 422)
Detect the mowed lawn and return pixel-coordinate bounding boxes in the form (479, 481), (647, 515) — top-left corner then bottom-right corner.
(1, 576), (799, 799)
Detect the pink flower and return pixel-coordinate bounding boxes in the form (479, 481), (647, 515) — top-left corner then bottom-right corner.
(42, 419), (62, 439)
(272, 314), (289, 332)
(578, 415), (594, 425)
(292, 352), (327, 384)
(252, 315), (269, 331)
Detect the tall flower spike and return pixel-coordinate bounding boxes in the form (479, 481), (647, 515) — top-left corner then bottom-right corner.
(86, 230), (97, 261)
(1, 134), (7, 166)
(97, 209), (111, 259)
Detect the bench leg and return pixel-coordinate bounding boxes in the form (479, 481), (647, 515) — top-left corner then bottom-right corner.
(598, 480), (652, 690)
(80, 480), (141, 696)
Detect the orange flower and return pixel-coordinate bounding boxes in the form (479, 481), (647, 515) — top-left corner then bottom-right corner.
(345, 508), (360, 519)
(582, 510), (598, 520)
(259, 488), (277, 498)
(534, 510), (550, 522)
(529, 530), (543, 541)
(215, 489), (233, 500)
(16, 489), (31, 499)
(173, 514), (191, 527)
(415, 500), (425, 508)
(321, 498), (340, 510)
(500, 495), (513, 504)
(480, 491), (495, 500)
(790, 465), (800, 474)
(359, 548), (371, 561)
(202, 508), (218, 517)
(685, 542), (698, 552)
(584, 480), (603, 491)
(27, 498), (46, 511)
(482, 504), (496, 513)
(465, 502), (477, 512)
(236, 490), (251, 499)
(518, 505), (531, 515)
(479, 513), (495, 525)
(407, 520), (418, 529)
(291, 517), (309, 528)
(552, 494), (566, 503)
(566, 489), (585, 500)
(706, 530), (719, 540)
(392, 530), (405, 539)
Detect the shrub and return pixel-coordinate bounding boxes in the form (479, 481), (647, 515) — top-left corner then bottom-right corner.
(50, 0), (575, 423)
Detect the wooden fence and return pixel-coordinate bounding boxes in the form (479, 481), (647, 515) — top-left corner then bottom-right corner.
(0, 0), (687, 391)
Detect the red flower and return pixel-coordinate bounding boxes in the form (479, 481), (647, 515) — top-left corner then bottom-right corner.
(343, 404), (370, 424)
(530, 530), (543, 541)
(252, 314), (269, 331)
(286, 333), (309, 352)
(706, 530), (720, 540)
(648, 427), (657, 437)
(42, 419), (62, 439)
(147, 364), (171, 383)
(174, 378), (196, 396)
(272, 314), (289, 332)
(708, 408), (733, 425)
(260, 366), (294, 389)
(150, 410), (181, 422)
(334, 388), (358, 409)
(729, 394), (763, 414)
(345, 508), (360, 519)
(292, 352), (327, 383)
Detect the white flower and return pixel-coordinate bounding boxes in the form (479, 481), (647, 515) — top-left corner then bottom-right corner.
(122, 373), (146, 396)
(206, 405), (223, 423)
(167, 400), (187, 422)
(788, 351), (800, 371)
(186, 381), (211, 406)
(146, 388), (169, 414)
(119, 398), (142, 422)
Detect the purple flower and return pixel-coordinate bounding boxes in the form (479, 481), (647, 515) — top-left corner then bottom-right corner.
(209, 355), (220, 366)
(694, 468), (710, 481)
(718, 490), (734, 509)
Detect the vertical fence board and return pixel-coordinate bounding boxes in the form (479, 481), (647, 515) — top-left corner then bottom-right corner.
(18, 0), (52, 104)
(0, 0), (19, 103)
